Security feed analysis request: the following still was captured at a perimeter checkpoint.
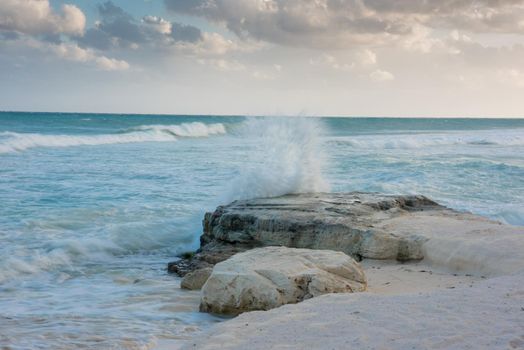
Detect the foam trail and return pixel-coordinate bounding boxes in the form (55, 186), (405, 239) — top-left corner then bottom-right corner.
(222, 117), (330, 203)
(0, 122), (226, 154)
(341, 129), (524, 149)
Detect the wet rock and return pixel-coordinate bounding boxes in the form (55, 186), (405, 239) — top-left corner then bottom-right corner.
(170, 193), (441, 275)
(181, 267), (213, 290)
(171, 192), (523, 278)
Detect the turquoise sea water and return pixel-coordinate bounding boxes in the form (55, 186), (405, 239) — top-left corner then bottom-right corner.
(1, 112), (523, 349)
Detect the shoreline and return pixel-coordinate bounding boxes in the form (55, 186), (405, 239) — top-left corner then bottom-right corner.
(165, 192), (524, 349)
(185, 270), (524, 350)
(155, 259), (487, 350)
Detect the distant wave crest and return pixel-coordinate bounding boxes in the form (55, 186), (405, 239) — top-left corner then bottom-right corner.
(0, 122), (226, 154)
(131, 122), (226, 137)
(339, 129), (524, 149)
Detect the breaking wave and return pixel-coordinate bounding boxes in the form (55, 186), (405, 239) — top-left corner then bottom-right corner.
(0, 122), (226, 154)
(222, 117), (330, 202)
(339, 129), (524, 149)
(131, 123), (226, 137)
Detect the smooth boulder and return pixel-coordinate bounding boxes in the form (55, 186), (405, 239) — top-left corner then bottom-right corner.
(200, 246), (367, 315)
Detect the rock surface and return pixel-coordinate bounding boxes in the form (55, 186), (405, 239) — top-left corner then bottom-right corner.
(181, 267), (213, 290)
(200, 246), (366, 315)
(170, 192), (524, 277)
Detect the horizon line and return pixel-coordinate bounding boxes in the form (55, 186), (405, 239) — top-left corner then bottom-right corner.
(1, 109), (523, 120)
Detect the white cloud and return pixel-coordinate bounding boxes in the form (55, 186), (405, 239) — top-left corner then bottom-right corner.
(0, 0), (86, 36)
(356, 49), (377, 66)
(165, 0), (524, 49)
(197, 58), (246, 71)
(450, 30), (473, 43)
(174, 32), (259, 56)
(370, 69), (395, 82)
(51, 42), (129, 71)
(94, 56), (130, 71)
(251, 70), (277, 80)
(142, 15), (172, 34)
(310, 54), (355, 71)
(497, 68), (524, 88)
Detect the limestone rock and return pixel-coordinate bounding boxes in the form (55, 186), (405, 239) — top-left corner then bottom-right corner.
(200, 246), (366, 315)
(170, 192), (524, 278)
(181, 267), (213, 290)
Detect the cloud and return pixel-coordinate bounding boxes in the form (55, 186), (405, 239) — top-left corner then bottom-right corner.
(0, 0), (86, 36)
(196, 58), (282, 81)
(164, 0), (524, 49)
(170, 22), (202, 42)
(310, 54), (354, 71)
(78, 1), (203, 51)
(197, 58), (246, 71)
(174, 32), (254, 56)
(370, 69), (395, 82)
(1, 35), (130, 71)
(77, 1), (146, 49)
(356, 49), (377, 66)
(142, 16), (172, 34)
(50, 42), (130, 71)
(94, 55), (130, 71)
(309, 49), (377, 72)
(251, 70), (278, 80)
(497, 68), (524, 88)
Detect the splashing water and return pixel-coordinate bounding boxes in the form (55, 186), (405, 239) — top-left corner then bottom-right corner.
(222, 117), (330, 203)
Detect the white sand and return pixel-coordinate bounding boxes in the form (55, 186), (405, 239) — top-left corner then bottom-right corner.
(184, 269), (524, 349)
(362, 260), (481, 295)
(173, 213), (524, 350)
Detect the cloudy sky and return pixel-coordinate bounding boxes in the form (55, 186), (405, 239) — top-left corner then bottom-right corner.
(1, 0), (524, 117)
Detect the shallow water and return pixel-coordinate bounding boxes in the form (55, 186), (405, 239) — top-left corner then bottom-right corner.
(0, 113), (523, 349)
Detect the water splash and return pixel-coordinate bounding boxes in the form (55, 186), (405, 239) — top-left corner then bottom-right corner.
(222, 117), (330, 203)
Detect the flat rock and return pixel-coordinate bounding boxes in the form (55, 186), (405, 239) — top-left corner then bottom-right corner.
(170, 192), (524, 277)
(200, 246), (366, 315)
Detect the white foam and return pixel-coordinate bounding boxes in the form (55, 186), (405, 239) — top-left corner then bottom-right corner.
(133, 122), (226, 137)
(339, 129), (524, 149)
(0, 122), (226, 154)
(222, 118), (330, 202)
(0, 238), (123, 284)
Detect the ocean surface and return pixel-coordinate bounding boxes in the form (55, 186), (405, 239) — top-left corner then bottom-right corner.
(1, 112), (523, 349)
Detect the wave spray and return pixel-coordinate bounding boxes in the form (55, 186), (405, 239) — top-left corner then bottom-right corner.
(222, 117), (330, 202)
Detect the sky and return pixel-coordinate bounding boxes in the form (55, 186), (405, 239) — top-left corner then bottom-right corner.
(1, 0), (524, 117)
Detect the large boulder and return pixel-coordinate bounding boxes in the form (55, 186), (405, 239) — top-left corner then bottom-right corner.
(200, 193), (439, 261)
(200, 246), (367, 315)
(170, 192), (524, 278)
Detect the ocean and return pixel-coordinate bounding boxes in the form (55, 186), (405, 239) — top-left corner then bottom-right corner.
(1, 112), (523, 349)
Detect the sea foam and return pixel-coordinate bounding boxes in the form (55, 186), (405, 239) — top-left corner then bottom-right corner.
(222, 117), (330, 203)
(339, 129), (524, 149)
(0, 122), (226, 154)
